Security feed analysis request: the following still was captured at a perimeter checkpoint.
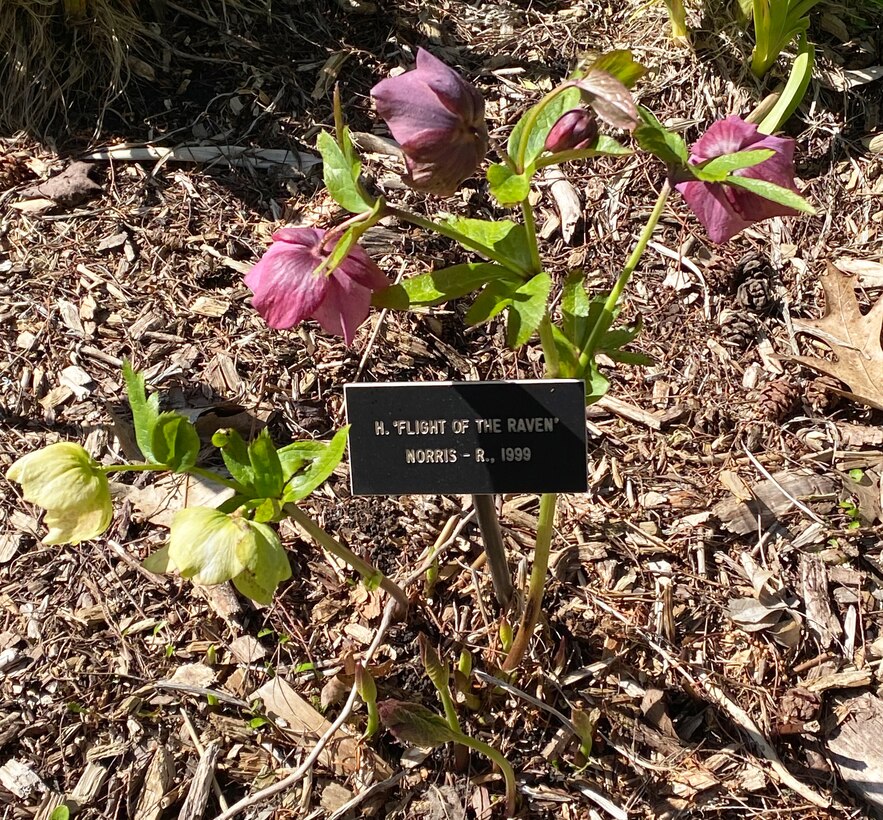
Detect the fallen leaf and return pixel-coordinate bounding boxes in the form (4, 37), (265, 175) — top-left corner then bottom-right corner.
(788, 263), (883, 411)
(19, 162), (101, 206)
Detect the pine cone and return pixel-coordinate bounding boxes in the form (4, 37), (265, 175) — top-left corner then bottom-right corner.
(756, 377), (800, 422)
(805, 375), (844, 414)
(734, 251), (774, 313)
(719, 309), (757, 348)
(0, 152), (35, 191)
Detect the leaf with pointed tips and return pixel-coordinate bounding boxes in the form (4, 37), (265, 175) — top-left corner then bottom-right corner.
(788, 263), (883, 411)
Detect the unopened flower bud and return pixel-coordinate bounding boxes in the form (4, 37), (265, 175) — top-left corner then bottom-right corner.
(544, 108), (598, 153)
(377, 699), (460, 747)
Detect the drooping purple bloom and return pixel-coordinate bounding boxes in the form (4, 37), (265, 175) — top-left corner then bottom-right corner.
(371, 48), (488, 196)
(245, 228), (388, 344)
(544, 108), (599, 153)
(675, 116), (802, 243)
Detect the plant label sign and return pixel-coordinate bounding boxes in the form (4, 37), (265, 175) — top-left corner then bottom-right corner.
(345, 380), (587, 495)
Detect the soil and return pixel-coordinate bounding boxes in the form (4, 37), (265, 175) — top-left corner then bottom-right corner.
(1, 1), (883, 818)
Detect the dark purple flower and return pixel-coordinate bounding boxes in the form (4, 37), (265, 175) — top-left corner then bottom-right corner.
(675, 116), (802, 243)
(371, 48), (488, 196)
(544, 108), (599, 153)
(245, 228), (388, 344)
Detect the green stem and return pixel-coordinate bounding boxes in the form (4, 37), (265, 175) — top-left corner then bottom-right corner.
(284, 504), (409, 611)
(102, 462), (166, 473)
(577, 181), (670, 373)
(519, 199), (542, 275)
(188, 466), (244, 493)
(455, 732), (518, 817)
(472, 494), (513, 609)
(502, 492), (557, 672)
(385, 206), (529, 279)
(537, 312), (560, 379)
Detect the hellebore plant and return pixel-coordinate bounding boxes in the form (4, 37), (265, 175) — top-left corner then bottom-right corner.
(243, 47), (813, 675)
(749, 0), (821, 77)
(6, 363), (408, 609)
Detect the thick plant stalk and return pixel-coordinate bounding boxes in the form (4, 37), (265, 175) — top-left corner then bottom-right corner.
(472, 495), (513, 608)
(501, 492), (557, 671)
(284, 504), (408, 611)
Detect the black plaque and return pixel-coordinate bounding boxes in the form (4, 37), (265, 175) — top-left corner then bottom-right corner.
(345, 380), (587, 495)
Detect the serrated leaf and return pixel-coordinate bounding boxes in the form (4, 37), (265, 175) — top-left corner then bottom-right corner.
(487, 163), (532, 205)
(507, 272), (552, 347)
(635, 107), (689, 167)
(788, 262), (883, 411)
(216, 428), (256, 493)
(444, 216), (534, 271)
(317, 130), (373, 214)
(561, 271), (594, 346)
(465, 279), (518, 326)
(247, 430), (284, 498)
(507, 86), (582, 167)
(585, 362), (610, 406)
(151, 413), (201, 472)
(694, 149), (775, 181)
(588, 50), (647, 88)
(576, 69), (638, 130)
(372, 263), (515, 309)
(725, 175), (816, 213)
(123, 361), (160, 462)
(281, 426), (350, 502)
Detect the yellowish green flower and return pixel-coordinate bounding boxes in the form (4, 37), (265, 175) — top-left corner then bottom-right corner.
(168, 508), (291, 604)
(6, 442), (113, 545)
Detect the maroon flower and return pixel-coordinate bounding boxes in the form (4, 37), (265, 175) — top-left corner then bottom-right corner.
(245, 228), (388, 344)
(544, 108), (599, 153)
(371, 48), (488, 196)
(676, 116), (802, 243)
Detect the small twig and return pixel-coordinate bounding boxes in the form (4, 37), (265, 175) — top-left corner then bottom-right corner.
(591, 596), (830, 809)
(741, 446), (827, 525)
(327, 771), (406, 820)
(473, 669), (576, 734)
(212, 600), (398, 820)
(180, 707), (229, 811)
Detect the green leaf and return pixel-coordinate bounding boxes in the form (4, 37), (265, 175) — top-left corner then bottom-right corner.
(317, 130), (373, 214)
(318, 197), (385, 278)
(585, 362), (610, 406)
(507, 86), (582, 167)
(143, 543), (173, 573)
(757, 37), (815, 135)
(123, 361), (160, 462)
(634, 107), (689, 167)
(372, 263), (515, 309)
(725, 175), (816, 213)
(214, 428), (256, 494)
(248, 429), (284, 499)
(506, 272), (552, 348)
(50, 807), (70, 820)
(443, 216), (534, 272)
(550, 324), (581, 378)
(150, 413), (201, 472)
(588, 50), (647, 88)
(487, 163), (532, 205)
(465, 279), (518, 326)
(693, 149), (775, 181)
(232, 521), (291, 605)
(560, 271), (593, 347)
(280, 426), (350, 503)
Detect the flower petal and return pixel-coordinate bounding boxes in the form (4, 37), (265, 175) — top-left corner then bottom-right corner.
(338, 243), (389, 290)
(310, 274), (373, 345)
(677, 179), (750, 243)
(245, 230), (331, 329)
(169, 508), (248, 585)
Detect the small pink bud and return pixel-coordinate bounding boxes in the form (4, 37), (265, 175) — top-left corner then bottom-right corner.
(377, 699), (459, 747)
(544, 109), (598, 153)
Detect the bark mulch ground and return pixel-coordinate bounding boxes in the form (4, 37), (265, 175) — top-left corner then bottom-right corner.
(1, 1), (883, 818)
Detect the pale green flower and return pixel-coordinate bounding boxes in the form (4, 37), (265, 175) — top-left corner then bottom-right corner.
(6, 442), (113, 545)
(168, 508), (291, 604)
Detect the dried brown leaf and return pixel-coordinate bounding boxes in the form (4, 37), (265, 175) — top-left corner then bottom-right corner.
(789, 263), (883, 411)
